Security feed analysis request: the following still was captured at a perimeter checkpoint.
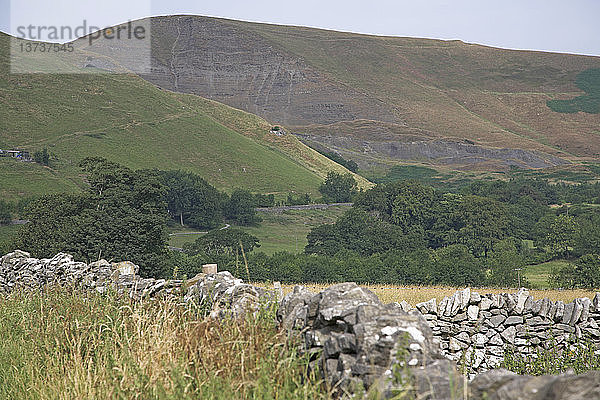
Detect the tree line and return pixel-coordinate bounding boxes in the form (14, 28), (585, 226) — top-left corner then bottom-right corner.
(174, 177), (600, 287)
(3, 159), (600, 287)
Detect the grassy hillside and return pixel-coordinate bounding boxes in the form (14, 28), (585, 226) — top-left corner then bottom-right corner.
(0, 33), (369, 201)
(100, 16), (600, 171)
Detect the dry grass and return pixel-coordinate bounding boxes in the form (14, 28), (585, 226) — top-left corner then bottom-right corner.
(256, 283), (598, 306)
(0, 288), (329, 400)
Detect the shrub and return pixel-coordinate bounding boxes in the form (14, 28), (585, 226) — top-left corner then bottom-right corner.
(318, 171), (358, 203)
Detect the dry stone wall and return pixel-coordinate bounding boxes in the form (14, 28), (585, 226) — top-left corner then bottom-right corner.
(279, 283), (600, 399)
(3, 250), (600, 399)
(0, 250), (183, 299)
(411, 288), (600, 374)
(0, 250), (274, 319)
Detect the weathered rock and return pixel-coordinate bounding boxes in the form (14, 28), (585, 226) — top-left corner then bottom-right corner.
(480, 297), (493, 311)
(184, 271), (274, 319)
(416, 298), (437, 314)
(489, 333), (504, 346)
(470, 369), (600, 399)
(501, 326), (517, 344)
(563, 301), (576, 324)
(468, 305), (479, 321)
(514, 288), (530, 314)
(556, 301), (565, 321)
(277, 285), (313, 330)
(472, 333), (488, 347)
(488, 314), (506, 328)
(538, 297), (552, 318)
(592, 293), (600, 313)
(396, 300), (414, 313)
(505, 316), (524, 326)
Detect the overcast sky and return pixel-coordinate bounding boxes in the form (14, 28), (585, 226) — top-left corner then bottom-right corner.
(2, 0), (599, 56)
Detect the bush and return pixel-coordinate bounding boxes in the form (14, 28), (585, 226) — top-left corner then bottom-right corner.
(501, 337), (600, 375)
(550, 254), (600, 289)
(33, 147), (49, 166)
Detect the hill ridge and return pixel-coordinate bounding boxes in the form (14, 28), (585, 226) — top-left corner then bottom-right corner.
(74, 15), (600, 171)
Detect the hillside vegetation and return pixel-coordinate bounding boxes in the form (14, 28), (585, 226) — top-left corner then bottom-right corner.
(0, 33), (368, 201)
(91, 16), (600, 171)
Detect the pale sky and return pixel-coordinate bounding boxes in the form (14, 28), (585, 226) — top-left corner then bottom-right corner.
(1, 0), (599, 56)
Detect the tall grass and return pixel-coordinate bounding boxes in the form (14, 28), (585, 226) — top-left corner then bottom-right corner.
(0, 288), (329, 399)
(501, 337), (600, 375)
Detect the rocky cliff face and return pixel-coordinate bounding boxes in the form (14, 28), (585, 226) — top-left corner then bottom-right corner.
(83, 16), (400, 127)
(77, 16), (600, 170)
(296, 133), (569, 170)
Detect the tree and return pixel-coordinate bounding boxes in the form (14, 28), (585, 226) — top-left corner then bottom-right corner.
(455, 195), (510, 257)
(539, 214), (579, 258)
(225, 189), (261, 226)
(305, 208), (425, 256)
(159, 170), (226, 229)
(184, 228), (260, 256)
(16, 158), (170, 277)
(431, 244), (484, 286)
(575, 213), (600, 256)
(574, 254), (600, 288)
(0, 200), (11, 225)
(33, 147), (49, 166)
(317, 150), (359, 173)
(319, 172), (357, 203)
(486, 238), (526, 287)
(551, 254), (600, 289)
(390, 181), (436, 235)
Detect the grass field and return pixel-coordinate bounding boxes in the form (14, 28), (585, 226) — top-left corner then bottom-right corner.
(168, 205), (351, 254)
(524, 259), (570, 289)
(237, 206), (350, 255)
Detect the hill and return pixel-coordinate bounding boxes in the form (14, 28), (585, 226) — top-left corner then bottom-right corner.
(0, 32), (369, 201)
(79, 16), (600, 172)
